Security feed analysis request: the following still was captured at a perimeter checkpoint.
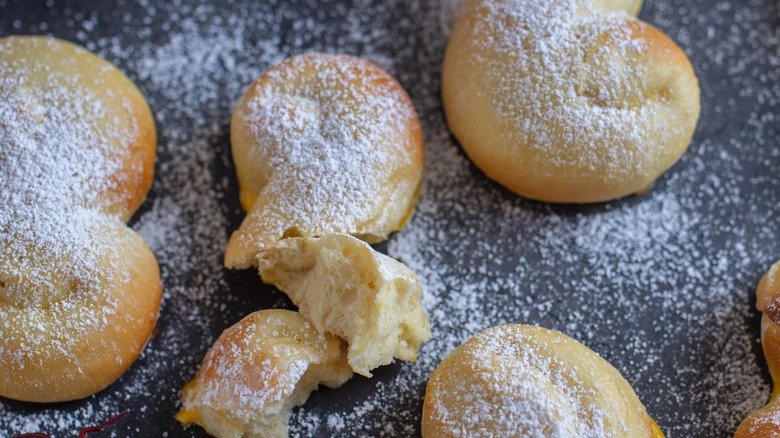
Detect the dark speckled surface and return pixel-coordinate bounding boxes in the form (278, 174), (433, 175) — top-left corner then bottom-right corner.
(1, 0), (779, 436)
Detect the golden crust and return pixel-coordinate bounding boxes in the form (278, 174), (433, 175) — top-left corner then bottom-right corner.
(441, 0), (700, 203)
(735, 262), (780, 438)
(225, 53), (424, 269)
(422, 324), (662, 437)
(177, 310), (353, 438)
(0, 36), (161, 403)
(0, 227), (161, 402)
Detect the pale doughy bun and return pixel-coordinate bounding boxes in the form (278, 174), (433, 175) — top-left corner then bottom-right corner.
(422, 324), (663, 437)
(598, 0), (644, 16)
(257, 233), (431, 377)
(734, 261), (780, 438)
(226, 53), (424, 269)
(176, 310), (353, 438)
(442, 0), (700, 203)
(0, 36), (161, 403)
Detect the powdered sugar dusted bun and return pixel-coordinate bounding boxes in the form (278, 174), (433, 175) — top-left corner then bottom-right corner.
(0, 36), (161, 402)
(734, 261), (780, 437)
(422, 324), (663, 437)
(226, 53), (424, 269)
(442, 0), (700, 203)
(176, 310), (353, 438)
(257, 233), (431, 377)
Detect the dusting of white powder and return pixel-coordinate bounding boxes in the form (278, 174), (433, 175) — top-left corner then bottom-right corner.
(0, 0), (778, 437)
(0, 36), (141, 395)
(449, 0), (690, 184)
(230, 54), (417, 258)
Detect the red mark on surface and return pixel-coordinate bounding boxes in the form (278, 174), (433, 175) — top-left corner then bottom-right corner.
(12, 409), (128, 438)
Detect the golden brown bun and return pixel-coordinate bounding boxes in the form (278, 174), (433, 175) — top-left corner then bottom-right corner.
(441, 0), (700, 203)
(735, 261), (780, 437)
(0, 36), (161, 403)
(226, 53), (424, 269)
(257, 233), (431, 377)
(422, 324), (663, 437)
(176, 310), (353, 438)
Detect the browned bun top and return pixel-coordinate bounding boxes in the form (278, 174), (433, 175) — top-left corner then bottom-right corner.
(422, 324), (661, 437)
(226, 53), (424, 269)
(0, 36), (161, 403)
(734, 261), (780, 438)
(442, 0), (700, 203)
(177, 309), (352, 437)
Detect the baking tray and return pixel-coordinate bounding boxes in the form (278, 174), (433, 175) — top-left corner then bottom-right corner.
(0, 0), (778, 436)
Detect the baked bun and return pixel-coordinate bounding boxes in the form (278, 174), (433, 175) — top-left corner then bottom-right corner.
(176, 310), (353, 438)
(441, 0), (700, 203)
(257, 233), (431, 377)
(734, 261), (780, 437)
(422, 324), (663, 437)
(0, 36), (162, 402)
(226, 53), (424, 269)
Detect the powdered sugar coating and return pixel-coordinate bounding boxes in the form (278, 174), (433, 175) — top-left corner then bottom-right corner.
(0, 0), (777, 436)
(0, 39), (128, 307)
(180, 311), (346, 427)
(473, 0), (661, 171)
(0, 36), (159, 402)
(442, 0), (699, 202)
(423, 325), (659, 437)
(227, 54), (423, 267)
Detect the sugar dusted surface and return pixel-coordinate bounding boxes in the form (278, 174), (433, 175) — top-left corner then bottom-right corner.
(468, 0), (671, 177)
(0, 0), (777, 436)
(181, 312), (334, 427)
(0, 37), (138, 394)
(234, 54), (416, 248)
(425, 326), (608, 437)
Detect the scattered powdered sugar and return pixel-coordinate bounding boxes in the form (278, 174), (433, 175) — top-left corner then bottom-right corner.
(0, 0), (778, 437)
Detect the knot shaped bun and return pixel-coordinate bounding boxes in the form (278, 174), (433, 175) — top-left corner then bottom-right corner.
(422, 324), (663, 437)
(226, 53), (424, 269)
(0, 36), (161, 402)
(442, 0), (700, 203)
(735, 261), (780, 437)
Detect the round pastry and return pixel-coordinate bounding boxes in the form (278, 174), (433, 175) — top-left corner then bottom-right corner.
(225, 53), (424, 269)
(441, 0), (700, 203)
(422, 324), (663, 437)
(177, 309), (353, 438)
(0, 36), (162, 402)
(734, 261), (780, 437)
